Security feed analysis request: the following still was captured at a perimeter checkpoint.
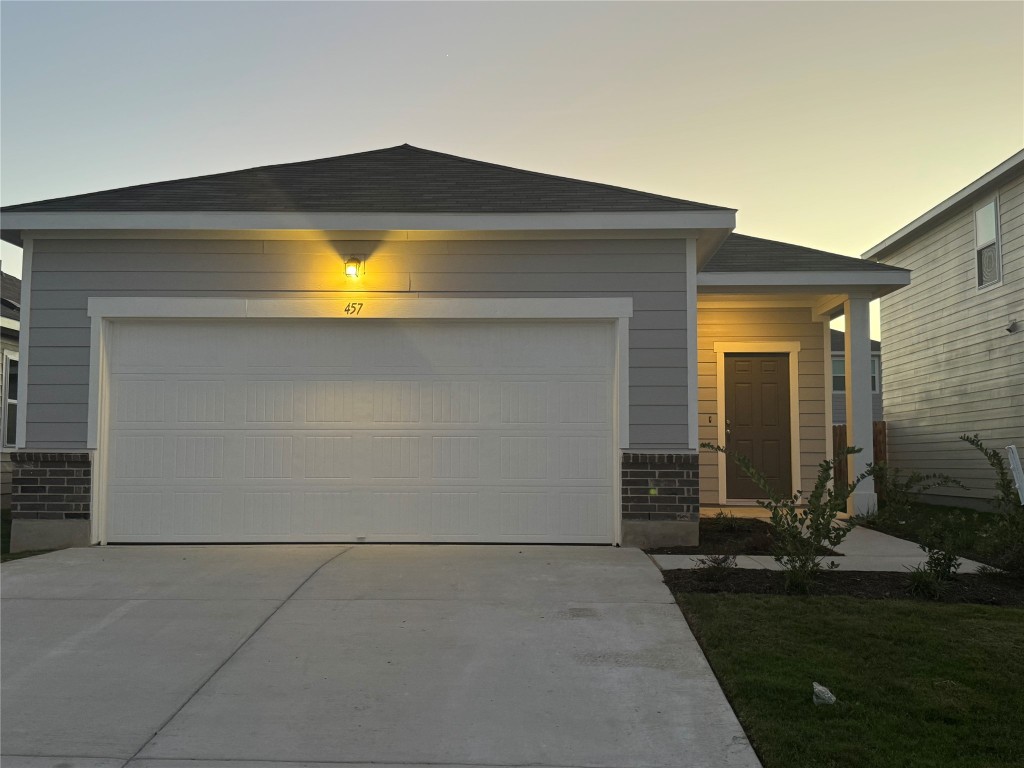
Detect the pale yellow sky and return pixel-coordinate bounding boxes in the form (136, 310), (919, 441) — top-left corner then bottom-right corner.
(2, 1), (1022, 338)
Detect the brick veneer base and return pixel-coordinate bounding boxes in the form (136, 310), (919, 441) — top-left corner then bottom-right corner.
(10, 452), (92, 520)
(621, 452), (699, 547)
(622, 452), (699, 521)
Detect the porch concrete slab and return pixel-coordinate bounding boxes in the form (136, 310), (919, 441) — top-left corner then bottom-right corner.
(1, 596), (279, 759)
(1, 544), (349, 600)
(294, 544), (671, 605)
(140, 594), (758, 768)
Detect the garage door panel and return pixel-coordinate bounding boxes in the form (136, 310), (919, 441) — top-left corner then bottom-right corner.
(104, 319), (615, 543)
(177, 380), (228, 424)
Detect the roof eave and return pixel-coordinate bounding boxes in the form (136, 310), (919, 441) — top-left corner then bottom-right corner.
(862, 149), (1024, 261)
(697, 269), (911, 300)
(1, 209), (737, 245)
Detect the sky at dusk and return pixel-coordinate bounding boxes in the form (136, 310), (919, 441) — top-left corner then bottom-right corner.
(2, 1), (1022, 337)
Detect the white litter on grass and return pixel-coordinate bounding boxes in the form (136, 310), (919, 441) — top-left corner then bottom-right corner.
(813, 682), (837, 705)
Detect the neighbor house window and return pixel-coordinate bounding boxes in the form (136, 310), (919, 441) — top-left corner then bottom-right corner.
(2, 352), (17, 448)
(832, 356), (879, 393)
(975, 197), (1001, 288)
(832, 358), (845, 392)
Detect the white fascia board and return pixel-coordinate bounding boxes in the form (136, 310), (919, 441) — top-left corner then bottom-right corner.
(0, 317), (19, 331)
(3, 209), (737, 234)
(698, 271), (911, 290)
(88, 296), (634, 320)
(862, 149), (1024, 261)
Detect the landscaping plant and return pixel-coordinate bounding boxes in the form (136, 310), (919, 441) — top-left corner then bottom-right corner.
(962, 433), (1024, 576)
(701, 443), (868, 592)
(869, 462), (966, 524)
(693, 552), (738, 572)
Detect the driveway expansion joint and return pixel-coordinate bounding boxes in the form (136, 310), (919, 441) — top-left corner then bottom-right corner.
(122, 546), (353, 766)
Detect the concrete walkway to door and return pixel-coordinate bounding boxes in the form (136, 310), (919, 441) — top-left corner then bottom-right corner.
(1, 545), (761, 768)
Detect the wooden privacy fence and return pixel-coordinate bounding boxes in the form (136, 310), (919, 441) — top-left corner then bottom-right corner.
(833, 421), (887, 493)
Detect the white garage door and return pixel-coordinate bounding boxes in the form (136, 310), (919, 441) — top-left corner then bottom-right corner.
(103, 318), (616, 543)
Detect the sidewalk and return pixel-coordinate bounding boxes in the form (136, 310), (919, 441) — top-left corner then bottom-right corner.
(650, 525), (987, 573)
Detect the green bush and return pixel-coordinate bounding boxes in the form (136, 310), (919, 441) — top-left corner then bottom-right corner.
(917, 519), (967, 580)
(692, 552), (738, 577)
(870, 463), (966, 523)
(962, 433), (1024, 576)
(701, 442), (867, 593)
(907, 564), (945, 600)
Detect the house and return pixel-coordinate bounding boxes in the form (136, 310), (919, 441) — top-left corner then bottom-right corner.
(830, 329), (882, 425)
(864, 150), (1024, 506)
(0, 144), (909, 552)
(1, 272), (20, 509)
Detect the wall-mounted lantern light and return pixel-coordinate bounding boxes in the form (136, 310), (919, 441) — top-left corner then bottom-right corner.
(345, 258), (362, 278)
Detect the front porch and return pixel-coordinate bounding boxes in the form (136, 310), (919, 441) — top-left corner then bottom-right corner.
(694, 259), (909, 516)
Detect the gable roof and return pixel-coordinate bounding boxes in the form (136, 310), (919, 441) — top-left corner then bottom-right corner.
(863, 149), (1024, 261)
(705, 233), (906, 273)
(1, 272), (20, 323)
(0, 144), (731, 215)
(831, 329), (880, 353)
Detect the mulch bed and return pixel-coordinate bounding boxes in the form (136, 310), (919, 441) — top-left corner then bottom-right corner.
(663, 568), (1024, 607)
(645, 517), (835, 556)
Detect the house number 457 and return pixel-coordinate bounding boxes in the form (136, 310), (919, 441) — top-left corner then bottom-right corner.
(344, 302), (364, 315)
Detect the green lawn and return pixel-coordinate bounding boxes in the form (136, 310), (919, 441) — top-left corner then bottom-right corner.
(679, 593), (1024, 768)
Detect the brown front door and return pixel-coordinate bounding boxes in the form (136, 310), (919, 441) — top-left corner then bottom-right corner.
(725, 354), (792, 499)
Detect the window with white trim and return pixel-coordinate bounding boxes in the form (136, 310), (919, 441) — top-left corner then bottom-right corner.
(2, 351), (18, 448)
(832, 355), (880, 393)
(975, 197), (1001, 288)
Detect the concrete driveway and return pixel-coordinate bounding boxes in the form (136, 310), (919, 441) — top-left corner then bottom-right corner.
(2, 545), (760, 768)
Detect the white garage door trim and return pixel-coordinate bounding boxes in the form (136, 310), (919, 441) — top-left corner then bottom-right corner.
(87, 297), (632, 545)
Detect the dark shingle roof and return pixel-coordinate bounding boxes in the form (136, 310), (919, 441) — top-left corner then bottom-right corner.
(0, 144), (729, 215)
(706, 234), (906, 273)
(831, 329), (880, 353)
(1, 272), (20, 322)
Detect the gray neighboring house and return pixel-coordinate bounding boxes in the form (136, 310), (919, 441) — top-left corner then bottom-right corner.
(830, 329), (882, 425)
(1, 272), (20, 509)
(0, 144), (910, 552)
(864, 150), (1024, 506)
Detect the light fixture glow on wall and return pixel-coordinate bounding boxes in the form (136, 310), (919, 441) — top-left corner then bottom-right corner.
(345, 258), (361, 278)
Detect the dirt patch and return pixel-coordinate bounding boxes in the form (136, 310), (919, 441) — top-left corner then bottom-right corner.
(645, 516), (836, 556)
(663, 568), (1024, 607)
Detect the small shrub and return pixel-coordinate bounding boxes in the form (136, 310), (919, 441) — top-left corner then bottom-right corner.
(962, 433), (1024, 575)
(907, 564), (944, 600)
(701, 443), (868, 593)
(694, 553), (738, 570)
(711, 509), (744, 534)
(918, 519), (966, 580)
(870, 463), (966, 524)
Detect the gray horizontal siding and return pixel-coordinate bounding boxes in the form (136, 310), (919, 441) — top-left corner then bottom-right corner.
(878, 172), (1024, 501)
(26, 237), (692, 451)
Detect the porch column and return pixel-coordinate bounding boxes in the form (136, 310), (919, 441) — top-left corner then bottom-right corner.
(844, 296), (876, 514)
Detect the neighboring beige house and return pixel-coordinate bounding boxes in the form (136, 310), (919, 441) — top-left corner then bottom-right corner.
(830, 329), (882, 425)
(864, 150), (1024, 506)
(1, 272), (21, 508)
(0, 145), (909, 551)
